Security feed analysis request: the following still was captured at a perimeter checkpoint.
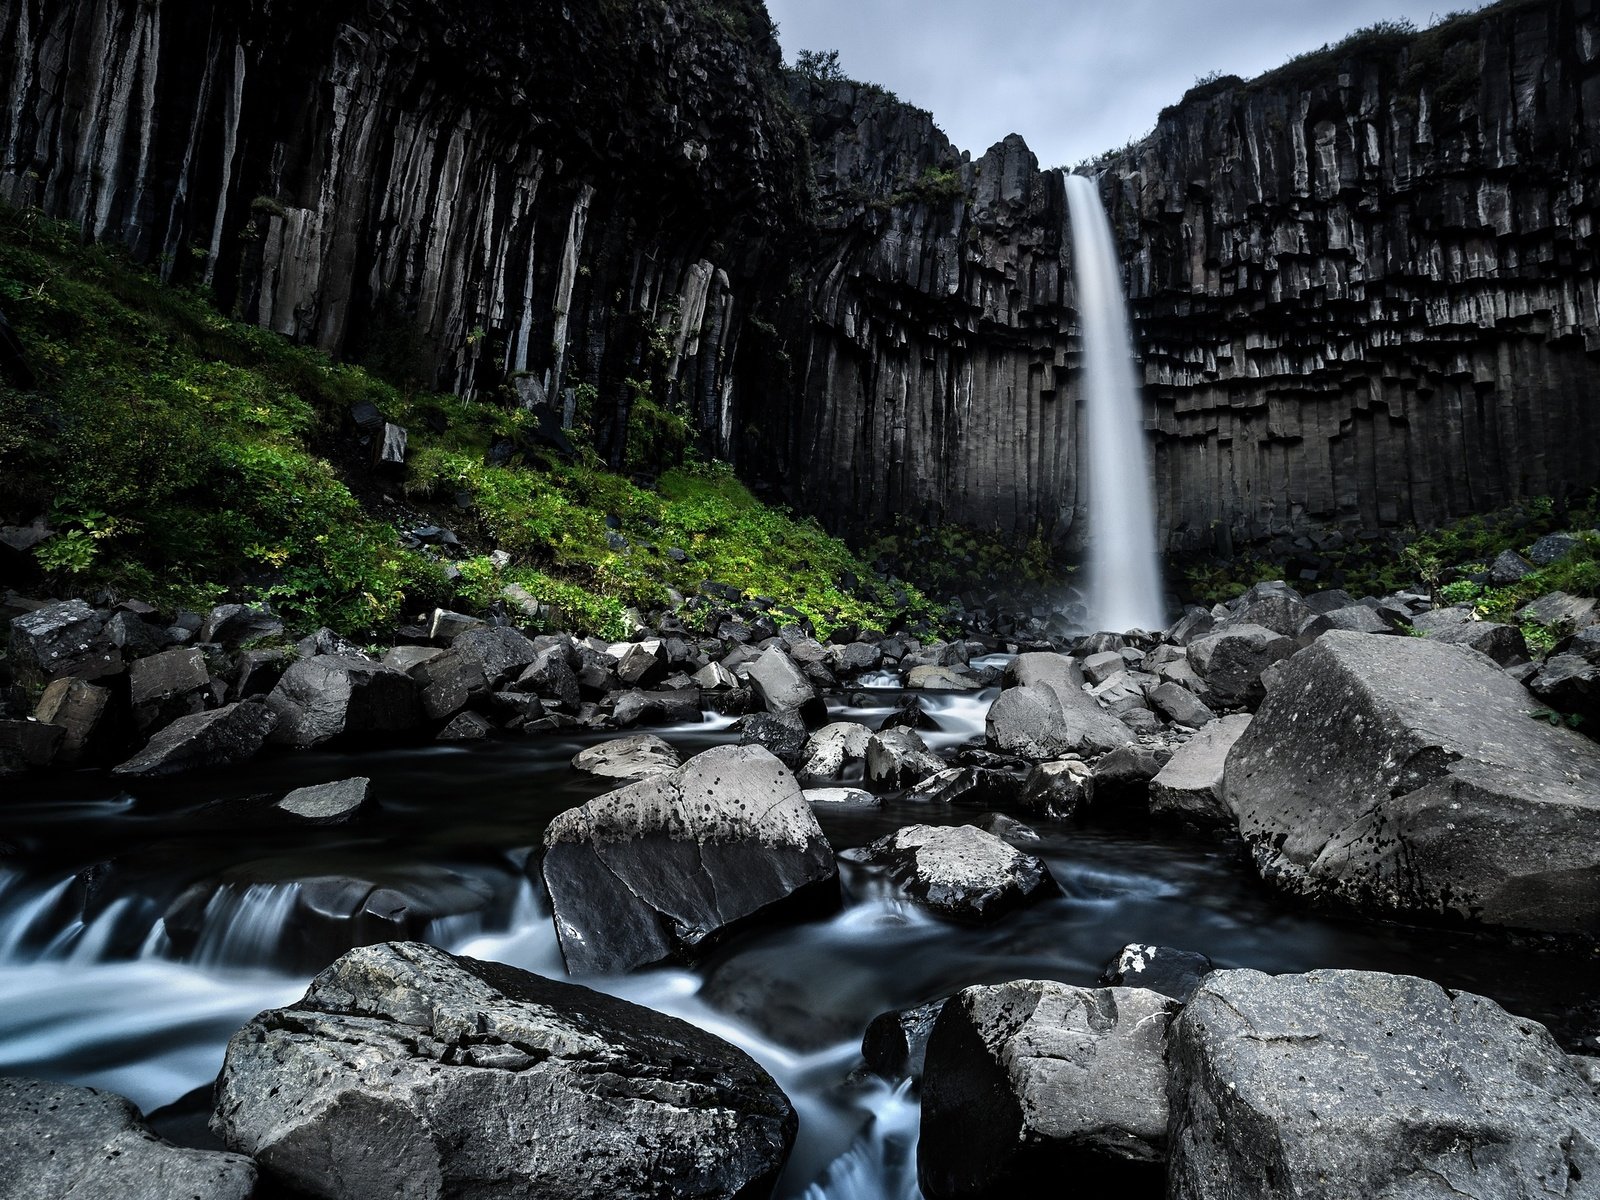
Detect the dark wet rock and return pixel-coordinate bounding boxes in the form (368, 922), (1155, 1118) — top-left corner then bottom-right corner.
(451, 625), (541, 689)
(0, 719), (64, 774)
(266, 655), (420, 748)
(1090, 745), (1172, 808)
(1148, 714), (1253, 831)
(382, 645), (445, 674)
(0, 1076), (256, 1200)
(862, 999), (948, 1081)
(1412, 607), (1529, 666)
(920, 981), (1179, 1198)
(104, 609), (163, 657)
(112, 701), (278, 777)
(829, 641), (883, 675)
(6, 599), (118, 683)
(233, 647), (289, 699)
(907, 766), (1021, 809)
(1221, 596), (1316, 642)
(1001, 652), (1085, 691)
(1530, 653), (1600, 731)
(1147, 680), (1215, 728)
(735, 712), (808, 768)
(542, 745), (838, 974)
(128, 647), (213, 732)
(744, 645), (827, 727)
(1167, 969), (1600, 1200)
(213, 943), (796, 1200)
(692, 661), (739, 691)
(1312, 603), (1395, 635)
(612, 687), (701, 728)
(32, 677), (113, 765)
(294, 626), (363, 659)
(986, 682), (1132, 760)
(1303, 589), (1357, 615)
(485, 691), (546, 729)
(616, 641), (668, 688)
(1528, 532), (1584, 567)
(1165, 608), (1216, 646)
(198, 604), (284, 648)
(276, 776), (370, 824)
(1224, 631), (1600, 933)
(1097, 943), (1214, 1002)
(437, 710), (494, 741)
(426, 608), (483, 642)
(572, 734), (681, 780)
(797, 721), (872, 785)
(1522, 590), (1599, 633)
(878, 696), (941, 733)
(1017, 759), (1095, 820)
(1487, 548), (1536, 586)
(974, 812), (1040, 843)
(412, 649), (490, 720)
(866, 727), (945, 790)
(519, 645), (583, 709)
(1185, 624), (1297, 707)
(852, 824), (1054, 922)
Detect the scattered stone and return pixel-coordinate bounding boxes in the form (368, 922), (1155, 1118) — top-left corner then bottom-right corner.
(277, 776), (370, 824)
(0, 1076), (256, 1200)
(744, 645), (827, 727)
(1224, 631), (1600, 932)
(542, 745), (837, 973)
(920, 981), (1179, 1197)
(906, 765), (1020, 808)
(735, 712), (808, 768)
(1167, 969), (1600, 1200)
(1097, 943), (1214, 1002)
(128, 646), (212, 732)
(112, 700), (278, 777)
(1530, 653), (1599, 731)
(865, 727), (945, 789)
(213, 942), (796, 1200)
(572, 734), (681, 780)
(412, 649), (489, 721)
(266, 655), (419, 748)
(1487, 548), (1536, 585)
(518, 645), (582, 709)
(1313, 603), (1396, 635)
(1147, 680), (1216, 727)
(1521, 590), (1598, 633)
(862, 999), (948, 1081)
(975, 812), (1040, 842)
(1527, 531), (1584, 566)
(1412, 606), (1529, 665)
(1148, 713), (1253, 830)
(452, 625), (541, 689)
(1185, 624), (1297, 707)
(198, 603), (284, 647)
(32, 677), (112, 765)
(986, 682), (1132, 759)
(852, 824), (1054, 922)
(797, 721), (872, 786)
(1018, 759), (1095, 820)
(7, 599), (117, 683)
(437, 710), (494, 741)
(1090, 745), (1172, 807)
(1001, 652), (1085, 690)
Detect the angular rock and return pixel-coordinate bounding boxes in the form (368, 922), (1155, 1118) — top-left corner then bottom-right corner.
(213, 943), (796, 1199)
(1017, 759), (1095, 820)
(1082, 651), (1127, 685)
(1313, 603), (1395, 635)
(797, 720), (872, 786)
(411, 649), (489, 721)
(1487, 548), (1536, 585)
(920, 981), (1180, 1198)
(906, 766), (1020, 808)
(1097, 943), (1214, 1002)
(692, 661), (739, 690)
(1185, 623), (1297, 707)
(234, 647), (290, 698)
(853, 824), (1054, 922)
(734, 712), (807, 768)
(0, 1077), (256, 1200)
(974, 812), (1040, 843)
(1224, 631), (1600, 932)
(128, 646), (213, 732)
(426, 608), (483, 642)
(616, 641), (668, 688)
(0, 719), (64, 774)
(32, 677), (112, 765)
(277, 777), (370, 824)
(438, 710), (494, 741)
(7, 598), (117, 683)
(907, 664), (981, 690)
(1148, 714), (1253, 830)
(1001, 652), (1085, 690)
(572, 734), (681, 780)
(986, 682), (1132, 759)
(1527, 531), (1584, 566)
(451, 625), (540, 689)
(198, 603), (284, 647)
(1413, 606), (1529, 665)
(612, 687), (701, 729)
(112, 701), (278, 777)
(1522, 590), (1599, 633)
(1147, 680), (1216, 728)
(542, 745), (837, 973)
(1530, 653), (1600, 730)
(862, 999), (948, 1081)
(1167, 969), (1600, 1200)
(266, 655), (420, 748)
(518, 645), (582, 709)
(866, 727), (945, 789)
(744, 645), (827, 726)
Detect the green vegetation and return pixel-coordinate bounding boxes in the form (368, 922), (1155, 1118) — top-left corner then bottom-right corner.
(867, 520), (1068, 597)
(792, 48), (846, 82)
(0, 205), (931, 640)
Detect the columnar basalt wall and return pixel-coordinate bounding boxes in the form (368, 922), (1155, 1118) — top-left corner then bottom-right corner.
(0, 0), (808, 464)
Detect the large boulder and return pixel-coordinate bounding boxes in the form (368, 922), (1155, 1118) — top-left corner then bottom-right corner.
(797, 721), (872, 786)
(1097, 943), (1214, 1002)
(862, 999), (948, 1081)
(213, 942), (796, 1200)
(1148, 714), (1253, 830)
(865, 727), (945, 789)
(6, 598), (119, 683)
(1001, 652), (1085, 691)
(266, 655), (420, 748)
(743, 645), (827, 726)
(0, 1077), (256, 1200)
(572, 734), (681, 780)
(1167, 969), (1600, 1200)
(111, 700), (278, 777)
(128, 646), (213, 731)
(1017, 759), (1095, 820)
(1185, 624), (1297, 707)
(32, 677), (113, 765)
(920, 981), (1180, 1198)
(542, 745), (837, 973)
(451, 625), (541, 689)
(986, 682), (1132, 760)
(1223, 631), (1600, 933)
(851, 824), (1055, 922)
(1411, 606), (1529, 665)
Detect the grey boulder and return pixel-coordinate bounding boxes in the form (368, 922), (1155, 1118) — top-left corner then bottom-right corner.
(744, 645), (827, 726)
(277, 776), (370, 824)
(1167, 969), (1600, 1200)
(266, 655), (420, 747)
(797, 721), (872, 786)
(920, 981), (1180, 1198)
(852, 824), (1054, 922)
(1097, 943), (1214, 1002)
(112, 700), (278, 777)
(542, 745), (837, 974)
(572, 734), (682, 780)
(865, 727), (945, 789)
(1185, 623), (1297, 707)
(986, 681), (1132, 760)
(1148, 713), (1252, 830)
(1017, 759), (1095, 820)
(0, 1076), (255, 1200)
(1001, 652), (1085, 691)
(213, 942), (796, 1200)
(1223, 631), (1600, 933)
(128, 646), (213, 732)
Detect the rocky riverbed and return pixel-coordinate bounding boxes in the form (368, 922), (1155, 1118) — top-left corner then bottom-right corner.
(2, 575), (1599, 1198)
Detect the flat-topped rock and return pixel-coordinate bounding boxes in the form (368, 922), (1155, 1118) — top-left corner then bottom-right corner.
(851, 824), (1054, 922)
(571, 734), (681, 780)
(986, 681), (1132, 760)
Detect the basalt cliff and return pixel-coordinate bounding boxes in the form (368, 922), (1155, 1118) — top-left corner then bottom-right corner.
(4, 0), (1599, 554)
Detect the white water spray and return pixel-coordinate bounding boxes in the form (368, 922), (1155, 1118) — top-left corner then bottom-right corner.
(1064, 173), (1166, 633)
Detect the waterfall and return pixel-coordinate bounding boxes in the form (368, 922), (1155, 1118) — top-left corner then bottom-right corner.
(1064, 173), (1166, 633)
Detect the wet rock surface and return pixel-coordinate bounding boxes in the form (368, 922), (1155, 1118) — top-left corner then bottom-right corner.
(851, 824), (1055, 922)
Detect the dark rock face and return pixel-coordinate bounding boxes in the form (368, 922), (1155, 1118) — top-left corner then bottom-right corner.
(0, 1077), (256, 1200)
(128, 647), (212, 732)
(1167, 969), (1600, 1200)
(920, 981), (1179, 1199)
(213, 942), (797, 1200)
(542, 745), (838, 974)
(111, 700), (278, 777)
(851, 824), (1055, 922)
(1098, 943), (1214, 1003)
(266, 655), (420, 747)
(1224, 631), (1600, 933)
(862, 999), (947, 1081)
(986, 681), (1132, 759)
(277, 776), (370, 824)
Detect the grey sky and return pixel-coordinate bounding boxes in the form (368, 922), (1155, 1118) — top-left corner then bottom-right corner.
(766, 0), (1497, 167)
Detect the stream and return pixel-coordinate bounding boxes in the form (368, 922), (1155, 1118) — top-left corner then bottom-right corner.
(2, 685), (1596, 1198)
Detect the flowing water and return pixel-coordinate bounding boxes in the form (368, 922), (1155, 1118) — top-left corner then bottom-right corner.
(1065, 172), (1168, 633)
(2, 693), (1596, 1198)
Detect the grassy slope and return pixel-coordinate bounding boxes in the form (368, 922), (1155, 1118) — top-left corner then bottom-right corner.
(0, 206), (932, 640)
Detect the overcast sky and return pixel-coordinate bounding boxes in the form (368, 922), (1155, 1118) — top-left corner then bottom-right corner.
(766, 0), (1497, 167)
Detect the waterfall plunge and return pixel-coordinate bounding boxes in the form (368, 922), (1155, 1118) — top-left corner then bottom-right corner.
(1064, 173), (1166, 633)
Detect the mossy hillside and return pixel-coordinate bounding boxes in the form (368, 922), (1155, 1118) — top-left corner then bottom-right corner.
(0, 206), (929, 641)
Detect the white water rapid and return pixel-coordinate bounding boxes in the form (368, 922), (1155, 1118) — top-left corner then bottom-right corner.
(1064, 172), (1167, 633)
